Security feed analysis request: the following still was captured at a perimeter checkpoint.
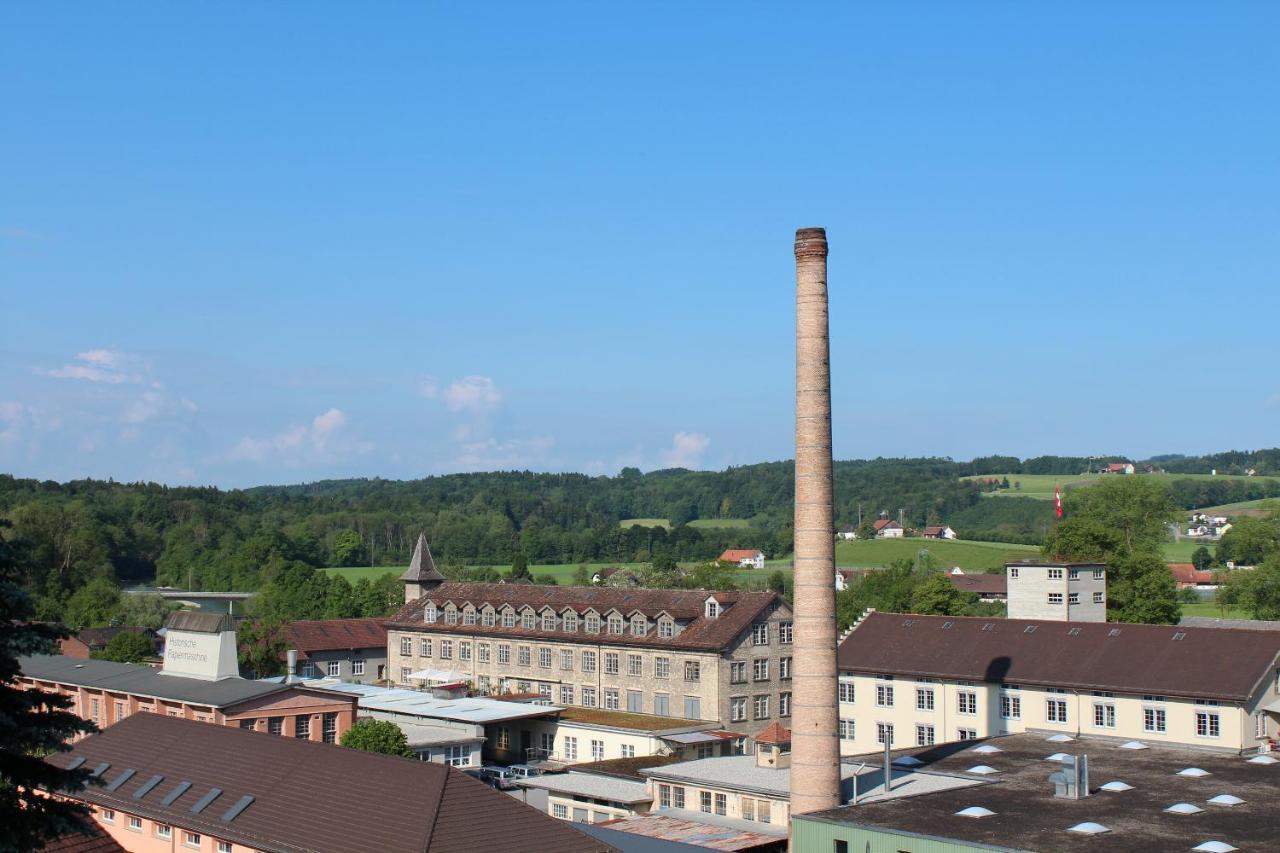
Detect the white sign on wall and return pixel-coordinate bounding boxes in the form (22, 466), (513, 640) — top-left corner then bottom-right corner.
(161, 628), (239, 681)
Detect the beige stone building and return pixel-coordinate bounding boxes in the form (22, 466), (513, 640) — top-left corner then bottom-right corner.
(1006, 560), (1107, 621)
(387, 537), (795, 738)
(836, 611), (1280, 756)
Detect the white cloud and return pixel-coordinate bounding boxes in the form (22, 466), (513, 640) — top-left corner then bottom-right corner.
(441, 376), (502, 412)
(42, 348), (144, 384)
(123, 391), (164, 424)
(659, 431), (711, 469)
(228, 408), (372, 464)
(451, 435), (555, 470)
(418, 376), (440, 399)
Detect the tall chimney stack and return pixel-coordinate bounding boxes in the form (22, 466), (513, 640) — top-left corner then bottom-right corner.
(790, 227), (841, 815)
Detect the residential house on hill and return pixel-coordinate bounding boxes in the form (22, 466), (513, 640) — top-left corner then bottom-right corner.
(837, 524), (858, 541)
(1168, 562), (1217, 590)
(1105, 462), (1136, 474)
(45, 712), (613, 853)
(946, 570), (1007, 602)
(920, 525), (956, 540)
(718, 549), (766, 569)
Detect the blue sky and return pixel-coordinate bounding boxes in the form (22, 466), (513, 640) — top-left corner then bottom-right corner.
(2, 3), (1277, 487)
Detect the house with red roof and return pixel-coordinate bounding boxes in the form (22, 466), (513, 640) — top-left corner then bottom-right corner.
(1168, 562), (1217, 590)
(718, 549), (766, 569)
(283, 617), (388, 683)
(872, 518), (903, 539)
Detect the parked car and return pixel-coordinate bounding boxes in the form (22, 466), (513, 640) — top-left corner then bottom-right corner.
(506, 764), (542, 780)
(478, 766), (518, 790)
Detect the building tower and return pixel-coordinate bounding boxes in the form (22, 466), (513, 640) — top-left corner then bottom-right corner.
(790, 226), (841, 815)
(401, 532), (445, 603)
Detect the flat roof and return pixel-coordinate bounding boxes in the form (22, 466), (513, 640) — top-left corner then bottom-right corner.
(394, 720), (485, 748)
(19, 655), (284, 709)
(558, 707), (715, 733)
(641, 755), (860, 799)
(598, 811), (784, 850)
(517, 771), (652, 804)
(295, 679), (562, 723)
(801, 733), (1280, 852)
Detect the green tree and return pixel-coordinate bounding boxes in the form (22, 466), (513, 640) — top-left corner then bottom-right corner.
(1231, 555), (1280, 620)
(836, 560), (918, 629)
(682, 561), (737, 592)
(115, 593), (177, 630)
(767, 570), (786, 596)
(909, 573), (977, 616)
(323, 575), (358, 619)
(509, 551), (531, 580)
(532, 573), (560, 586)
(572, 565), (592, 586)
(642, 554), (683, 588)
(237, 619), (286, 678)
(331, 530), (364, 566)
(1216, 514), (1280, 566)
(61, 575), (123, 629)
(1042, 477), (1180, 624)
(93, 632), (155, 663)
(339, 718), (413, 758)
(1191, 545), (1214, 572)
(0, 521), (98, 851)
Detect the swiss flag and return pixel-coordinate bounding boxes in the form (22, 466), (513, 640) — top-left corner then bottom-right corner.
(1054, 483), (1064, 518)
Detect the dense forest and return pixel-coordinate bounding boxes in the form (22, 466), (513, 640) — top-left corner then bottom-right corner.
(3, 447), (1278, 626)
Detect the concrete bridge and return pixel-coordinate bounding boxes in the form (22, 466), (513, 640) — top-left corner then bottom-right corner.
(126, 588), (256, 615)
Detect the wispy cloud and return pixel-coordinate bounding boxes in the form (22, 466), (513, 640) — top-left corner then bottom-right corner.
(441, 375), (502, 412)
(228, 408), (373, 464)
(451, 435), (555, 470)
(659, 431), (711, 469)
(42, 348), (144, 384)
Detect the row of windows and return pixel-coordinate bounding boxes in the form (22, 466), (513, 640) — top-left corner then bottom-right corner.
(1047, 591), (1105, 605)
(300, 659), (366, 678)
(730, 657), (792, 683)
(101, 809), (232, 851)
(400, 638), (712, 682)
(477, 681), (706, 719)
(729, 693), (791, 722)
(1027, 567), (1105, 581)
(237, 713), (338, 742)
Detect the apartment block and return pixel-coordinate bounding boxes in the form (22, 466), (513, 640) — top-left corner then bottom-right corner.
(282, 617), (388, 683)
(1006, 560), (1107, 622)
(836, 612), (1280, 756)
(387, 566), (794, 737)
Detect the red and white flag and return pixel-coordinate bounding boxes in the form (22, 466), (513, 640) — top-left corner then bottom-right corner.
(1054, 483), (1064, 518)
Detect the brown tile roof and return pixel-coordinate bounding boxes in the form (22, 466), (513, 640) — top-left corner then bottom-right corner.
(388, 583), (786, 652)
(752, 722), (791, 745)
(558, 707), (706, 732)
(401, 532), (445, 583)
(838, 611), (1280, 702)
(718, 549), (763, 562)
(284, 618), (387, 658)
(40, 824), (125, 853)
(872, 518), (900, 531)
(946, 573), (1007, 595)
(921, 526), (947, 536)
(163, 611), (234, 633)
(1168, 562), (1215, 585)
(46, 713), (613, 853)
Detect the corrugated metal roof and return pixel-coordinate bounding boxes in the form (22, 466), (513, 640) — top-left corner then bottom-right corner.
(517, 771), (652, 804)
(304, 680), (562, 723)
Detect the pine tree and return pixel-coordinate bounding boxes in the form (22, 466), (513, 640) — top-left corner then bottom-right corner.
(0, 521), (98, 852)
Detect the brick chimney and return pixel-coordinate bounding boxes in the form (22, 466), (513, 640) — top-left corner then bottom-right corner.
(789, 227), (841, 815)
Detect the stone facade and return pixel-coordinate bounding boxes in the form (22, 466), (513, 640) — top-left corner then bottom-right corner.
(1006, 561), (1107, 622)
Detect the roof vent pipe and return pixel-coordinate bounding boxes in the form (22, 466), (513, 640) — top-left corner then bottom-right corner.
(286, 649), (298, 683)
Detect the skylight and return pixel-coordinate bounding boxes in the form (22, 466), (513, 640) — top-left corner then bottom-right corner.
(972, 744), (1002, 754)
(1207, 794), (1244, 806)
(1066, 822), (1110, 834)
(1117, 741), (1148, 750)
(1177, 768), (1210, 777)
(955, 806), (996, 818)
(1191, 842), (1239, 853)
(1045, 753), (1070, 762)
(1099, 781), (1133, 792)
(1247, 755), (1278, 765)
(966, 765), (999, 775)
(1165, 803), (1203, 815)
(1046, 734), (1074, 743)
(892, 756), (924, 767)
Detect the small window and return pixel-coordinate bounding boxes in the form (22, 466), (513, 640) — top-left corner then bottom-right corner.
(128, 817), (142, 831)
(1024, 625), (1037, 633)
(183, 831), (202, 849)
(100, 809), (115, 824)
(1172, 632), (1186, 641)
(217, 843), (233, 853)
(155, 824), (172, 840)
(1108, 628), (1122, 637)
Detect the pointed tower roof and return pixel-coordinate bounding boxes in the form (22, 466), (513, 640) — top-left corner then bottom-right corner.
(401, 533), (445, 583)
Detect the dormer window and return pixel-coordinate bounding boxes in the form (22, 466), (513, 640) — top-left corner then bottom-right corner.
(444, 605), (458, 625)
(563, 612), (579, 632)
(705, 599), (720, 619)
(630, 615), (647, 637)
(424, 603), (438, 624)
(522, 610), (537, 630)
(657, 618), (674, 639)
(585, 613), (601, 634)
(542, 612), (557, 631)
(501, 607), (515, 628)
(481, 607), (496, 627)
(608, 614), (624, 635)
(463, 606), (477, 625)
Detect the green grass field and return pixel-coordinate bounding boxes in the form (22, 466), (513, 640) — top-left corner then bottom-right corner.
(834, 537), (1038, 571)
(1180, 601), (1249, 620)
(964, 471), (1280, 502)
(1196, 498), (1280, 517)
(619, 518), (670, 529)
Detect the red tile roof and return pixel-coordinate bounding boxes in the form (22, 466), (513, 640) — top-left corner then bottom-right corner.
(46, 713), (613, 853)
(718, 549), (763, 562)
(389, 583), (786, 652)
(838, 612), (1280, 702)
(921, 526), (947, 536)
(284, 618), (388, 658)
(753, 721), (791, 745)
(1168, 563), (1216, 585)
(40, 824), (125, 853)
(872, 519), (900, 531)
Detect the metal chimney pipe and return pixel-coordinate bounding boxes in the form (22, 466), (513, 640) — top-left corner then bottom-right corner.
(790, 227), (841, 815)
(286, 649), (298, 683)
